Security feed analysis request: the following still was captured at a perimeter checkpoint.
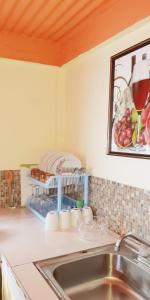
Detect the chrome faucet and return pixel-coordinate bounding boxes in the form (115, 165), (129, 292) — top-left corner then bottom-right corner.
(115, 232), (150, 252)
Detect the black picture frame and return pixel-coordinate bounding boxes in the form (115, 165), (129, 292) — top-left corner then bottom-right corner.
(107, 38), (150, 159)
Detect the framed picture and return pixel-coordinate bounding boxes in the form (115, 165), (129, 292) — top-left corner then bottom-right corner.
(107, 38), (150, 159)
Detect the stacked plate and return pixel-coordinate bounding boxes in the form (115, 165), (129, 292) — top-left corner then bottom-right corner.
(39, 150), (81, 175)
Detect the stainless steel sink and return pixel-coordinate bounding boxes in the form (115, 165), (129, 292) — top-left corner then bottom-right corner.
(35, 244), (150, 300)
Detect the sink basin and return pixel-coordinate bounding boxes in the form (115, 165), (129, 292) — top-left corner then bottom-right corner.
(35, 244), (150, 300)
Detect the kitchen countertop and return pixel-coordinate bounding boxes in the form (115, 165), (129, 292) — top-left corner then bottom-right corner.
(0, 208), (117, 300)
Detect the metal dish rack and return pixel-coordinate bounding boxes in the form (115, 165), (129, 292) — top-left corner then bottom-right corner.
(27, 173), (89, 220)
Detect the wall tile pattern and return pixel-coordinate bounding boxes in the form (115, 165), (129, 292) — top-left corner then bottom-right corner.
(89, 176), (150, 240)
(0, 169), (150, 240)
(0, 170), (21, 208)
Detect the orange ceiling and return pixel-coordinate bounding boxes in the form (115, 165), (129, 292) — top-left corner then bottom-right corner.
(0, 0), (106, 41)
(0, 0), (149, 66)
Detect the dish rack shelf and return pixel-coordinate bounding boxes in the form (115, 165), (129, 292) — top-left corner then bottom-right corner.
(27, 173), (89, 218)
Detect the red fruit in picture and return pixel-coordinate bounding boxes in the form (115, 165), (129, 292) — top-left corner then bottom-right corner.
(123, 138), (130, 147)
(141, 103), (150, 126)
(121, 122), (128, 130)
(118, 134), (124, 146)
(114, 109), (133, 148)
(120, 130), (127, 139)
(126, 128), (132, 139)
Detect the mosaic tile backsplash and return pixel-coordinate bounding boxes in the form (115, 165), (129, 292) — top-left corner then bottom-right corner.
(0, 169), (150, 240)
(0, 170), (21, 208)
(89, 176), (150, 240)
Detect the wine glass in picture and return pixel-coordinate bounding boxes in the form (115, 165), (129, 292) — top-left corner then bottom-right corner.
(132, 55), (150, 144)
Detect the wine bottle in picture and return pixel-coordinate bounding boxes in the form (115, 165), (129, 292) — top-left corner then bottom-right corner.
(128, 55), (136, 86)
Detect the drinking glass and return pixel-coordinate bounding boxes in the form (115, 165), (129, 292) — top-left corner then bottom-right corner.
(78, 216), (101, 241)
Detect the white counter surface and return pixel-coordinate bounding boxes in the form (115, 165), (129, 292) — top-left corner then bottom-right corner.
(0, 208), (117, 300)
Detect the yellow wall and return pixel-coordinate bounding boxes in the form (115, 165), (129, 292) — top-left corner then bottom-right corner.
(0, 58), (58, 169)
(1, 17), (150, 191)
(57, 17), (150, 190)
